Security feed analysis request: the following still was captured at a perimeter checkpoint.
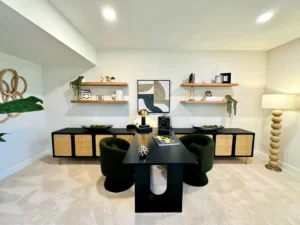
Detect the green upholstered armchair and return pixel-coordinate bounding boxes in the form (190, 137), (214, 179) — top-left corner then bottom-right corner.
(180, 134), (214, 186)
(100, 137), (134, 192)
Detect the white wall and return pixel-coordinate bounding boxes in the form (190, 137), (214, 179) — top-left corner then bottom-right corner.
(263, 38), (300, 170)
(1, 0), (96, 65)
(43, 50), (266, 151)
(0, 52), (47, 177)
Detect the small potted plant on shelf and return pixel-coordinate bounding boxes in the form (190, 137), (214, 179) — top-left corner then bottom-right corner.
(110, 76), (116, 82)
(69, 76), (84, 100)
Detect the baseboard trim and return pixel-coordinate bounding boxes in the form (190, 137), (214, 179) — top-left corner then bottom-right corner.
(0, 150), (51, 180)
(257, 151), (300, 173)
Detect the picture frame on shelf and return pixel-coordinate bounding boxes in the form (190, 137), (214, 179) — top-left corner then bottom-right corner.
(221, 73), (231, 83)
(137, 80), (170, 113)
(80, 89), (91, 100)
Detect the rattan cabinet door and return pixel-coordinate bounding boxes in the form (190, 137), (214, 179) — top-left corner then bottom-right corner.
(75, 135), (93, 157)
(95, 135), (113, 157)
(117, 135), (134, 144)
(235, 135), (253, 156)
(215, 135), (233, 156)
(53, 135), (72, 156)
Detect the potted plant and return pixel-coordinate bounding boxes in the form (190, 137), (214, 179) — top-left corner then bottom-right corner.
(0, 96), (44, 142)
(110, 76), (116, 82)
(69, 76), (85, 99)
(225, 95), (237, 117)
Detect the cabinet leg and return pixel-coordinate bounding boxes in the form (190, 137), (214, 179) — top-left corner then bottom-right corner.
(58, 158), (62, 165)
(245, 157), (247, 164)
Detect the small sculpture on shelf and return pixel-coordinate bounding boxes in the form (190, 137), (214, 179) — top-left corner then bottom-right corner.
(110, 76), (115, 82)
(111, 92), (116, 100)
(101, 76), (105, 82)
(138, 145), (149, 159)
(205, 91), (212, 97)
(105, 76), (110, 82)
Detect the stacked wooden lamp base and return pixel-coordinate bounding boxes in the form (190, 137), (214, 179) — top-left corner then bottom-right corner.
(266, 110), (282, 172)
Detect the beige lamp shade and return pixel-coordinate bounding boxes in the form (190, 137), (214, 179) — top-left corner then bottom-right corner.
(261, 94), (296, 110)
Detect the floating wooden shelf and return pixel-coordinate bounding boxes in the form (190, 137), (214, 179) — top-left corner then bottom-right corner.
(180, 83), (239, 87)
(180, 100), (238, 104)
(81, 82), (128, 86)
(71, 100), (128, 104)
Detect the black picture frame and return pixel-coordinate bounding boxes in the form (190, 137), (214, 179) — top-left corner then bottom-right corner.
(137, 80), (171, 114)
(221, 73), (231, 83)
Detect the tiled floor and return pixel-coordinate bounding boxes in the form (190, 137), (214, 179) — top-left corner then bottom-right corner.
(0, 154), (299, 225)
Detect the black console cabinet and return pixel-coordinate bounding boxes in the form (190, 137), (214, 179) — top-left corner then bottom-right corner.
(52, 128), (255, 158)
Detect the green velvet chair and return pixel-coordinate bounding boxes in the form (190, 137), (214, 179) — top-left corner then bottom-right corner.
(180, 134), (214, 186)
(100, 137), (134, 192)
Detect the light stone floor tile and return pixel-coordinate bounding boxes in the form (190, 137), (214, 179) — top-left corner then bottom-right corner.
(0, 154), (299, 225)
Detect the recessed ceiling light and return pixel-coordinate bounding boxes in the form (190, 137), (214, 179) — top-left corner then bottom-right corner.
(256, 12), (274, 24)
(102, 7), (116, 22)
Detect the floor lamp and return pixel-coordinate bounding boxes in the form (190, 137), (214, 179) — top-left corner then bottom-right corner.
(261, 94), (296, 172)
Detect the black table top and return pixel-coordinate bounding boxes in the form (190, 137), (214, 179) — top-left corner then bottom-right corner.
(123, 131), (197, 165)
(52, 127), (254, 135)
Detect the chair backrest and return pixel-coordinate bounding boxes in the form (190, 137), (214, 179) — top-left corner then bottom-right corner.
(99, 137), (131, 178)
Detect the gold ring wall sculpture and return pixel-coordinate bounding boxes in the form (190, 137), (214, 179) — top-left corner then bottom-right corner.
(0, 69), (28, 123)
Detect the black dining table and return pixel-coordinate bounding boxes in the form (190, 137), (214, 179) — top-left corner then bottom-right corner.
(123, 130), (197, 213)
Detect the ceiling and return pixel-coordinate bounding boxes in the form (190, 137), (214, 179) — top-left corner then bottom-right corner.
(50, 0), (300, 51)
(0, 1), (94, 66)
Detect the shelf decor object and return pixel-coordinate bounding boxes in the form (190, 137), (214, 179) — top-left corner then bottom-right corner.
(261, 94), (297, 172)
(137, 80), (170, 113)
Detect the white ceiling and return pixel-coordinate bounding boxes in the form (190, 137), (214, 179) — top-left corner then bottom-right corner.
(0, 1), (94, 66)
(50, 0), (300, 51)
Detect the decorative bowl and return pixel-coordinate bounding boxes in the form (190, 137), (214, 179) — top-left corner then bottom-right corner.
(193, 125), (224, 131)
(81, 125), (113, 131)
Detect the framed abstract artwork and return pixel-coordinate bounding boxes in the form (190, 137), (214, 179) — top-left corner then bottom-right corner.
(137, 80), (170, 113)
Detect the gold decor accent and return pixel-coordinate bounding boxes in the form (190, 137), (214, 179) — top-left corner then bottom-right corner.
(0, 69), (28, 123)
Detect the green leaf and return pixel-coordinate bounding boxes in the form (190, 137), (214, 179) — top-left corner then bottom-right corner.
(0, 96), (44, 114)
(0, 133), (8, 142)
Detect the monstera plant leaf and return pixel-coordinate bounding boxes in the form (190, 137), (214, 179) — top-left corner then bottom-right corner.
(0, 96), (44, 142)
(0, 96), (44, 114)
(0, 133), (8, 142)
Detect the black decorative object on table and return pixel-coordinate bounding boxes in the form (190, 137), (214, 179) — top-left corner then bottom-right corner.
(137, 80), (170, 113)
(221, 73), (231, 83)
(158, 115), (172, 135)
(123, 131), (197, 213)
